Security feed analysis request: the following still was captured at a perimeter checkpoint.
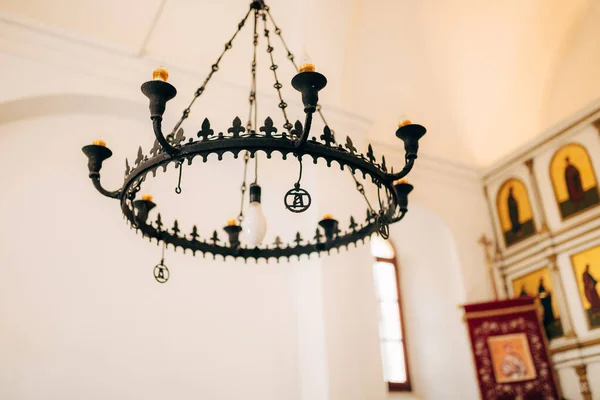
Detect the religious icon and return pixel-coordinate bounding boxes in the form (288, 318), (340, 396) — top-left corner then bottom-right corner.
(488, 333), (537, 383)
(512, 267), (564, 340)
(570, 245), (600, 329)
(550, 143), (600, 219)
(496, 178), (536, 246)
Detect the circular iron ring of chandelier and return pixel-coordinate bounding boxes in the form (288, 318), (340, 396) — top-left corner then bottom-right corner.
(81, 0), (426, 262)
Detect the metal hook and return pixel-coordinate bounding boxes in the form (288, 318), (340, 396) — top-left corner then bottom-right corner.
(175, 162), (183, 194)
(295, 154), (303, 186)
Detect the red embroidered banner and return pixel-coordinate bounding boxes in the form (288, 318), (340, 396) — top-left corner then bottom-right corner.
(463, 297), (561, 400)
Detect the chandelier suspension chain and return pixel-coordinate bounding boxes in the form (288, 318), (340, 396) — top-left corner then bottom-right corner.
(243, 9), (260, 188)
(170, 6), (254, 136)
(266, 7), (331, 130)
(238, 151), (251, 223)
(261, 11), (293, 131)
(246, 9), (259, 133)
(265, 7), (298, 70)
(265, 8), (378, 216)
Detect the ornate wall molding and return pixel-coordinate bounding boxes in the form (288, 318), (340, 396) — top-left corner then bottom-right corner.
(574, 364), (593, 400)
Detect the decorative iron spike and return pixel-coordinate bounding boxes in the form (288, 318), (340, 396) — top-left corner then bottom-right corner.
(349, 216), (358, 231)
(150, 139), (162, 157)
(320, 126), (335, 146)
(155, 213), (163, 231)
(314, 228), (323, 243)
(228, 117), (246, 137)
(169, 128), (186, 146)
(345, 136), (356, 154)
(125, 158), (131, 176)
(291, 120), (303, 139)
(274, 236), (283, 248)
(197, 118), (214, 140)
(210, 230), (220, 245)
(135, 146), (144, 167)
(294, 232), (303, 246)
(190, 225), (199, 241)
(172, 220), (180, 236)
(260, 117), (277, 137)
(366, 144), (376, 164)
(381, 155), (387, 172)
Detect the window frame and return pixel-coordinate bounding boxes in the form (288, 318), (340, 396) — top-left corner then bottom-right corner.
(374, 245), (412, 392)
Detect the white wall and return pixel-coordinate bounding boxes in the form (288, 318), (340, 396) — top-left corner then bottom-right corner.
(388, 205), (480, 400)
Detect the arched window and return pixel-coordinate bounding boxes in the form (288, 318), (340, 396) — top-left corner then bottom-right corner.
(371, 237), (411, 392)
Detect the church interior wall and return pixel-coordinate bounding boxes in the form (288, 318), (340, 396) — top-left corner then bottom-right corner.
(483, 105), (600, 399)
(0, 21), (499, 400)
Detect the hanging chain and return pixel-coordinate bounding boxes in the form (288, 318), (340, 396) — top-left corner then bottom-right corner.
(267, 7), (379, 216)
(265, 7), (298, 70)
(248, 9), (260, 185)
(352, 173), (375, 214)
(295, 155), (303, 188)
(170, 6), (254, 135)
(246, 9), (259, 133)
(238, 152), (251, 223)
(261, 11), (293, 131)
(161, 241), (166, 264)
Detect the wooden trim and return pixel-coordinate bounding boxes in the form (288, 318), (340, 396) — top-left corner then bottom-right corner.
(375, 244), (412, 392)
(500, 222), (600, 270)
(388, 382), (411, 392)
(550, 336), (600, 354)
(483, 107), (600, 180)
(483, 185), (504, 259)
(463, 305), (538, 320)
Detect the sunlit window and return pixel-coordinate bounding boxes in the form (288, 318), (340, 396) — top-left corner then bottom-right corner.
(371, 236), (411, 392)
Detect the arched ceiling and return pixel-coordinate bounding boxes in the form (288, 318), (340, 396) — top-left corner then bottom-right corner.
(0, 0), (596, 167)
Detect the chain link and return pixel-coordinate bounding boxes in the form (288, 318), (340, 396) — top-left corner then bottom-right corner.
(266, 8), (379, 215)
(246, 9), (259, 133)
(265, 7), (298, 70)
(238, 151), (251, 222)
(352, 173), (375, 214)
(261, 11), (292, 131)
(170, 6), (254, 135)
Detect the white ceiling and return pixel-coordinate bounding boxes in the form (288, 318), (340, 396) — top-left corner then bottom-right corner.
(1, 0), (598, 167)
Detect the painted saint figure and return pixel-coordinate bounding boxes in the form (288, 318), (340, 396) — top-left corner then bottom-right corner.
(519, 284), (530, 297)
(507, 186), (521, 235)
(583, 264), (600, 311)
(500, 343), (528, 379)
(565, 157), (584, 203)
(538, 278), (556, 326)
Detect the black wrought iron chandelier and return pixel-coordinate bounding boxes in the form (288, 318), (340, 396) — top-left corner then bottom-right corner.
(82, 0), (426, 280)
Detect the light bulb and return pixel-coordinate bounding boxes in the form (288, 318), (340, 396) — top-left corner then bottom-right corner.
(152, 66), (169, 82)
(299, 50), (315, 73)
(242, 184), (267, 247)
(397, 113), (411, 128)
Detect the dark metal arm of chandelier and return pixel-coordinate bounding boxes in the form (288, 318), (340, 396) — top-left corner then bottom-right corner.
(82, 144), (121, 199)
